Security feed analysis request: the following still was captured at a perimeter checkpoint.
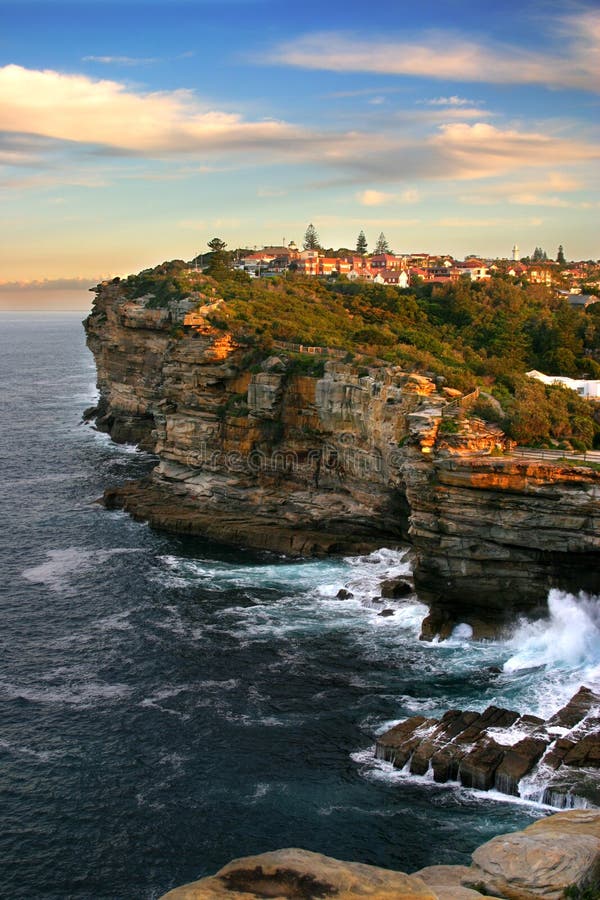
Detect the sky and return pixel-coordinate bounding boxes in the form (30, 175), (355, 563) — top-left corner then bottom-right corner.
(0, 0), (599, 309)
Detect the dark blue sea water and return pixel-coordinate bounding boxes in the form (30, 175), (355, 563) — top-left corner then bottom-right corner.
(2, 313), (599, 899)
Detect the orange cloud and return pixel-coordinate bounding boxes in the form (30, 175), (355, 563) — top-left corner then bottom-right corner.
(264, 10), (600, 92)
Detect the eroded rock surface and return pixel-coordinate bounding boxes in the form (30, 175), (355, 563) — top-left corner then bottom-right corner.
(159, 812), (600, 900)
(159, 848), (436, 899)
(376, 687), (600, 808)
(467, 829), (600, 899)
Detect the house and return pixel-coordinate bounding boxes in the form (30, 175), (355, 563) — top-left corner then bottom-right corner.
(527, 370), (600, 400)
(528, 266), (554, 285)
(374, 270), (409, 287)
(455, 262), (490, 281)
(347, 268), (374, 282)
(370, 253), (401, 270)
(425, 267), (462, 284)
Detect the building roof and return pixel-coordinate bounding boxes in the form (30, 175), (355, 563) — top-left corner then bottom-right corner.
(567, 294), (600, 307)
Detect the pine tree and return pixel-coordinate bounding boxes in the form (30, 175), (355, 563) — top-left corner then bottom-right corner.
(206, 237), (229, 277)
(375, 232), (390, 254)
(356, 230), (368, 254)
(303, 223), (320, 250)
(557, 245), (566, 265)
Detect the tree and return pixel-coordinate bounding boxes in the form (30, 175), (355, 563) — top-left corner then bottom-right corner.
(375, 232), (390, 254)
(356, 230), (368, 254)
(206, 237), (229, 278)
(207, 237), (227, 254)
(557, 244), (566, 265)
(532, 246), (547, 262)
(303, 223), (320, 250)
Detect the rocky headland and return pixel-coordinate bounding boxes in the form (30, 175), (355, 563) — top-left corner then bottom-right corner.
(84, 278), (600, 635)
(159, 810), (600, 899)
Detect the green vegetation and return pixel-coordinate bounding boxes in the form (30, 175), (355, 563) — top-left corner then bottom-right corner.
(375, 232), (390, 254)
(122, 260), (194, 307)
(116, 262), (600, 448)
(303, 223), (321, 250)
(356, 230), (368, 254)
(558, 458), (600, 472)
(563, 884), (600, 899)
(439, 418), (460, 434)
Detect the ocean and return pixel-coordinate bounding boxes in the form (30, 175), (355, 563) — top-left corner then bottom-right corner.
(2, 313), (599, 899)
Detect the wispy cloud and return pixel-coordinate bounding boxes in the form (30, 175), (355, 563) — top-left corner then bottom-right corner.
(423, 96), (481, 107)
(357, 188), (420, 206)
(82, 55), (160, 66)
(262, 10), (600, 92)
(0, 277), (100, 291)
(0, 65), (597, 198)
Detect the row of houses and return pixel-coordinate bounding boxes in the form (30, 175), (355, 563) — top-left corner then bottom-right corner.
(234, 245), (495, 285)
(231, 244), (600, 294)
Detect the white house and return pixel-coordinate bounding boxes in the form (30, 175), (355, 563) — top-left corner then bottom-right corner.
(527, 370), (600, 400)
(374, 270), (409, 287)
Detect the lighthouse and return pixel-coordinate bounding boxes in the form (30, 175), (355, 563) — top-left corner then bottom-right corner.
(512, 244), (519, 261)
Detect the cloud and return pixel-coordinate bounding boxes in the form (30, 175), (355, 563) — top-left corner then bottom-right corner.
(0, 64), (324, 158)
(0, 277), (100, 291)
(423, 96), (480, 107)
(507, 193), (597, 209)
(324, 87), (407, 99)
(263, 10), (600, 92)
(315, 121), (598, 187)
(82, 55), (160, 66)
(358, 189), (393, 206)
(357, 188), (420, 206)
(429, 122), (599, 180)
(459, 172), (586, 205)
(0, 65), (597, 201)
(436, 216), (508, 228)
(256, 187), (288, 197)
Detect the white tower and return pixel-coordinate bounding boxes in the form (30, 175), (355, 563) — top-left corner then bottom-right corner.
(512, 244), (519, 261)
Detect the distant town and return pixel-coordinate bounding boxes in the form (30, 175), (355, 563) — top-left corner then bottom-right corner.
(195, 227), (600, 307)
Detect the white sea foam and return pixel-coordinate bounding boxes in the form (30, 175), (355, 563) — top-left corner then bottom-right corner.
(22, 547), (142, 592)
(0, 739), (67, 762)
(0, 679), (132, 707)
(501, 589), (600, 715)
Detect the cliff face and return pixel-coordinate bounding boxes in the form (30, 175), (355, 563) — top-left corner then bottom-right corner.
(84, 282), (600, 632)
(85, 281), (419, 555)
(405, 453), (600, 636)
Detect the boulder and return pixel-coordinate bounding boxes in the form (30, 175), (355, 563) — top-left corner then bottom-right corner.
(380, 578), (413, 599)
(159, 848), (437, 899)
(376, 716), (437, 769)
(459, 739), (507, 791)
(563, 731), (600, 767)
(335, 589), (354, 600)
(467, 829), (600, 899)
(525, 809), (600, 841)
(494, 737), (549, 795)
(546, 686), (598, 730)
(378, 608), (395, 617)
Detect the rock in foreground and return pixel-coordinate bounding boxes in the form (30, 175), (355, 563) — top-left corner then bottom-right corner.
(159, 811), (600, 899)
(467, 809), (600, 898)
(160, 848), (436, 899)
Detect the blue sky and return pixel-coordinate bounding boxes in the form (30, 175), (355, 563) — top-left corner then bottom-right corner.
(0, 0), (599, 299)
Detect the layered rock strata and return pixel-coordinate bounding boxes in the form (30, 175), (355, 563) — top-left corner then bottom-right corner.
(376, 686), (600, 808)
(159, 811), (600, 900)
(85, 282), (600, 630)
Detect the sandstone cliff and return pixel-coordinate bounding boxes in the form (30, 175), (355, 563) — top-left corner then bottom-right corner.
(159, 811), (600, 899)
(84, 280), (600, 633)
